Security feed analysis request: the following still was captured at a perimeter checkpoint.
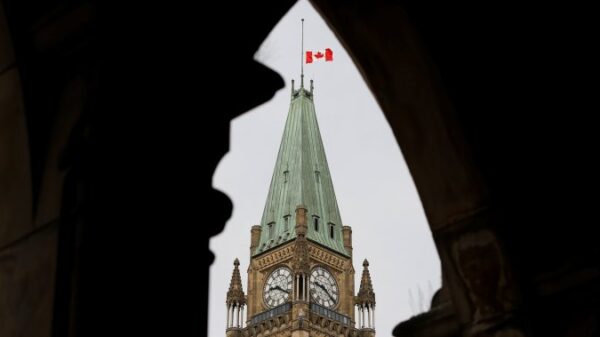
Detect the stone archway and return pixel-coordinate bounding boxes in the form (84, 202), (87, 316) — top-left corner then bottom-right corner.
(0, 1), (596, 337)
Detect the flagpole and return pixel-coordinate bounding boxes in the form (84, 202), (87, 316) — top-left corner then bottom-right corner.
(301, 18), (304, 88)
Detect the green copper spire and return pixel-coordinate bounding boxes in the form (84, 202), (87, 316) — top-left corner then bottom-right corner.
(254, 81), (348, 257)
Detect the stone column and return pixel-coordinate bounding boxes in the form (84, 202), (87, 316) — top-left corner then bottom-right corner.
(373, 306), (375, 329)
(232, 304), (236, 327)
(231, 305), (235, 327)
(304, 275), (308, 301)
(362, 306), (366, 328)
(226, 304), (230, 328)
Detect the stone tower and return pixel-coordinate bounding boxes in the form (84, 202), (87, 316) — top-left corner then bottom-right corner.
(225, 77), (376, 337)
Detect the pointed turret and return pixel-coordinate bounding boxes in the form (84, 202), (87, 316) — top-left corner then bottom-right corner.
(254, 81), (348, 256)
(227, 258), (246, 305)
(226, 259), (246, 331)
(357, 259), (376, 305)
(356, 259), (376, 331)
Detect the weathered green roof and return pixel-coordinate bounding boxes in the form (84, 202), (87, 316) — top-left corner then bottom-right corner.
(254, 80), (348, 257)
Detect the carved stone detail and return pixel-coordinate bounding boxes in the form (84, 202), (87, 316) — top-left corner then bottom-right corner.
(308, 245), (345, 270)
(450, 229), (521, 336)
(291, 234), (310, 274)
(254, 244), (294, 270)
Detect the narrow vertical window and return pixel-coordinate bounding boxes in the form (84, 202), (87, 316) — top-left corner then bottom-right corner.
(315, 170), (320, 183)
(313, 216), (319, 231)
(284, 215), (290, 230)
(284, 170), (289, 183)
(268, 222), (275, 238)
(329, 223), (335, 239)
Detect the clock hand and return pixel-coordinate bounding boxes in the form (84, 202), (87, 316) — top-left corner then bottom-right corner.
(315, 282), (334, 301)
(320, 286), (334, 301)
(274, 285), (290, 293)
(270, 285), (289, 293)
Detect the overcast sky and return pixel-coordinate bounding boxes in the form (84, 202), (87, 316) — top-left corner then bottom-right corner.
(209, 1), (441, 336)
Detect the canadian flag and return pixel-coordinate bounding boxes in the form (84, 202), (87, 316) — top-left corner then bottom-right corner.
(306, 48), (333, 63)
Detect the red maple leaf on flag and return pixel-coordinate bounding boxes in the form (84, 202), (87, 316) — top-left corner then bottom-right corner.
(305, 49), (333, 63)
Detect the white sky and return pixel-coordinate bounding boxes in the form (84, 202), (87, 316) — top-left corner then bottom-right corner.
(209, 1), (441, 336)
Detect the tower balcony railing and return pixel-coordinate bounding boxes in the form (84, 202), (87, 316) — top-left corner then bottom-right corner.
(310, 303), (352, 326)
(249, 303), (292, 326)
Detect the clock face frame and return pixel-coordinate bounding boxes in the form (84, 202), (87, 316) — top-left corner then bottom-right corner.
(263, 267), (293, 308)
(309, 266), (339, 308)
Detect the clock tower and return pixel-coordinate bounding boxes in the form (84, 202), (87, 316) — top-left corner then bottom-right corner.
(225, 76), (376, 337)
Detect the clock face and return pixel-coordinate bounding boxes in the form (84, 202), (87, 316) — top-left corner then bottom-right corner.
(263, 267), (293, 308)
(309, 266), (339, 308)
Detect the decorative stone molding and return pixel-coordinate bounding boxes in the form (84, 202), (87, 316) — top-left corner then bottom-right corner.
(243, 311), (292, 337)
(309, 313), (356, 337)
(253, 244), (294, 270)
(308, 245), (346, 270)
(291, 235), (310, 274)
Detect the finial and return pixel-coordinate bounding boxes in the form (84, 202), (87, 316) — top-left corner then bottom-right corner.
(234, 258), (240, 266)
(310, 79), (314, 94)
(300, 18), (304, 88)
(363, 259), (369, 267)
(291, 79), (295, 94)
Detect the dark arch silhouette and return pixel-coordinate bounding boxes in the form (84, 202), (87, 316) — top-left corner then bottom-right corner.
(0, 1), (596, 337)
